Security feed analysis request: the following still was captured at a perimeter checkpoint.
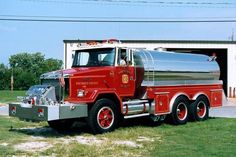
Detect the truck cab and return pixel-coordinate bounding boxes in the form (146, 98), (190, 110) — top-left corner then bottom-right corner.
(66, 46), (138, 102)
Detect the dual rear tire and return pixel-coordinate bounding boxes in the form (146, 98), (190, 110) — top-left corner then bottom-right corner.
(189, 96), (209, 121)
(169, 96), (189, 125)
(169, 95), (209, 125)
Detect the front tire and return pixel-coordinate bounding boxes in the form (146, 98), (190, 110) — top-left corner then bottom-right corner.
(88, 98), (119, 134)
(170, 96), (189, 125)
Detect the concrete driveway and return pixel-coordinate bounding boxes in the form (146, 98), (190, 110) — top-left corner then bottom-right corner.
(1, 99), (236, 118)
(0, 104), (8, 116)
(209, 98), (236, 118)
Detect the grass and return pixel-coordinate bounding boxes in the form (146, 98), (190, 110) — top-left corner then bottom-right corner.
(0, 116), (235, 157)
(0, 90), (26, 104)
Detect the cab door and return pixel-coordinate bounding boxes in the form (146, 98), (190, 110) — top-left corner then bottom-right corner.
(115, 48), (135, 97)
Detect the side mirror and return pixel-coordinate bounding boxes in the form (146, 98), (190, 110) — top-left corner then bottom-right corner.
(127, 60), (132, 65)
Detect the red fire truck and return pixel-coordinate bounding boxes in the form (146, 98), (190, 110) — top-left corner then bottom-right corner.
(9, 41), (223, 134)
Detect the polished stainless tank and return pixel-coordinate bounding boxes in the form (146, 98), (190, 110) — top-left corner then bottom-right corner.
(134, 50), (220, 86)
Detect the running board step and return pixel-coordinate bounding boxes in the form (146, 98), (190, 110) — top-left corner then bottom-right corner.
(124, 113), (150, 119)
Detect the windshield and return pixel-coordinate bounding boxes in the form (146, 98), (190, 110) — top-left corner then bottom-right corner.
(72, 48), (115, 67)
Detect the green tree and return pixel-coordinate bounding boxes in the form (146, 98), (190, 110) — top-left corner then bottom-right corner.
(43, 58), (63, 72)
(0, 63), (11, 90)
(10, 67), (37, 90)
(9, 52), (45, 77)
(8, 52), (63, 90)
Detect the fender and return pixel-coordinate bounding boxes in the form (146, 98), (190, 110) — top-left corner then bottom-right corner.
(92, 90), (123, 112)
(169, 92), (190, 113)
(192, 92), (210, 101)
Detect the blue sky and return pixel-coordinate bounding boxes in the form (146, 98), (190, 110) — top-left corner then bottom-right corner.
(0, 0), (236, 65)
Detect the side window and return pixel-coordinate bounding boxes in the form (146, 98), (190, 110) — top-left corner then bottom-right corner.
(119, 49), (128, 66)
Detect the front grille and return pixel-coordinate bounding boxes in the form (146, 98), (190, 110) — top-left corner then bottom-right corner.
(41, 78), (69, 102)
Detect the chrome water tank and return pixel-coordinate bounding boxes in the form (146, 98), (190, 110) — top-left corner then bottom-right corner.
(133, 50), (220, 86)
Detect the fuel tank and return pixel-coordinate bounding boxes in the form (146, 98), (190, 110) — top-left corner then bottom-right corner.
(133, 50), (220, 85)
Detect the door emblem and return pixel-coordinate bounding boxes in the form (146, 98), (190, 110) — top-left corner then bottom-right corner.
(122, 74), (129, 84)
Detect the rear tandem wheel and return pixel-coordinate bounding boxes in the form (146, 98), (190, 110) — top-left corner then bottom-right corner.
(189, 95), (209, 121)
(169, 96), (190, 125)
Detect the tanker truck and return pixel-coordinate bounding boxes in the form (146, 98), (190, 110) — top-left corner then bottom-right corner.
(9, 42), (223, 134)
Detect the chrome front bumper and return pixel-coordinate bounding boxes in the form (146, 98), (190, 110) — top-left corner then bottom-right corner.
(9, 103), (88, 122)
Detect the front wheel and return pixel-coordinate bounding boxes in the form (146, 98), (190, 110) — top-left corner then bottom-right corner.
(88, 98), (119, 134)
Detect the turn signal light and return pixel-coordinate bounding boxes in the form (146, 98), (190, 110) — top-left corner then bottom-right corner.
(11, 106), (16, 115)
(38, 108), (44, 117)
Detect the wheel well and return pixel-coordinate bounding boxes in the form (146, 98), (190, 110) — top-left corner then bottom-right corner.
(94, 93), (122, 112)
(169, 94), (190, 113)
(177, 95), (190, 104)
(196, 94), (210, 107)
